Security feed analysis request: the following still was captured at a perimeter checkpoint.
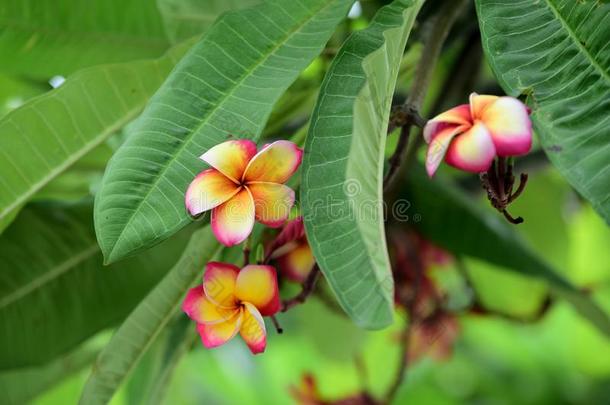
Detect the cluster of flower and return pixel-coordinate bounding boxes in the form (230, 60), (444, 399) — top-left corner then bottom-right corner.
(182, 140), (314, 354)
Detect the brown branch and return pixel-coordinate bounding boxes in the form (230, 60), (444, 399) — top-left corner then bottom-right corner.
(382, 238), (424, 404)
(383, 0), (469, 192)
(281, 265), (321, 312)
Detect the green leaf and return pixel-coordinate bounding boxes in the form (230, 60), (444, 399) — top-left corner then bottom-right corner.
(32, 143), (114, 202)
(0, 42), (192, 232)
(125, 317), (195, 405)
(0, 202), (191, 369)
(79, 226), (223, 405)
(404, 166), (610, 338)
(95, 0), (353, 263)
(475, 0), (610, 223)
(0, 337), (102, 404)
(157, 0), (260, 43)
(0, 0), (169, 79)
(0, 73), (47, 118)
(301, 0), (424, 329)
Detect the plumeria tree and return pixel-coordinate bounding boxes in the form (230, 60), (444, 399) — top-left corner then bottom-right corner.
(0, 0), (609, 404)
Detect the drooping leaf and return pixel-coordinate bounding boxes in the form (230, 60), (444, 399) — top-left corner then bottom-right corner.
(475, 0), (610, 223)
(404, 166), (610, 338)
(301, 0), (424, 329)
(0, 202), (191, 369)
(94, 0), (354, 263)
(0, 0), (169, 79)
(79, 226), (223, 405)
(0, 42), (192, 232)
(157, 0), (260, 43)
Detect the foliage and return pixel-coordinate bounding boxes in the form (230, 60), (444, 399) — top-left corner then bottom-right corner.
(0, 0), (609, 403)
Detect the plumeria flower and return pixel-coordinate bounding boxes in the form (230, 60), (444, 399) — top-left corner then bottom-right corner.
(424, 93), (532, 176)
(268, 217), (315, 283)
(182, 262), (280, 354)
(186, 139), (303, 246)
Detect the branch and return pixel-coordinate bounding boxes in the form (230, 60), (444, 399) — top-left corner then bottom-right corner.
(281, 265), (321, 312)
(382, 238), (424, 404)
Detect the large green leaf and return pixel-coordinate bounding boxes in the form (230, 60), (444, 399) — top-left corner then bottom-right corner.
(95, 0), (353, 263)
(0, 337), (102, 404)
(79, 226), (223, 405)
(0, 0), (169, 79)
(0, 202), (191, 369)
(475, 0), (610, 223)
(301, 0), (424, 329)
(157, 0), (260, 43)
(404, 167), (610, 338)
(32, 143), (114, 202)
(0, 42), (191, 232)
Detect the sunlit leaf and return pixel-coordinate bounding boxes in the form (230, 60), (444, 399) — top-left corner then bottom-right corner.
(476, 0), (610, 223)
(95, 0), (354, 263)
(0, 0), (169, 79)
(302, 0), (424, 329)
(0, 42), (192, 232)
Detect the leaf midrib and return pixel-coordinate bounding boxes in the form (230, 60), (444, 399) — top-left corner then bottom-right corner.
(106, 0), (339, 260)
(543, 0), (609, 84)
(0, 243), (99, 310)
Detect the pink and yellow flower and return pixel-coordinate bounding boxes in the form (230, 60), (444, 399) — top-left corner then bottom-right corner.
(186, 139), (303, 246)
(424, 93), (532, 176)
(182, 262), (281, 354)
(268, 217), (315, 283)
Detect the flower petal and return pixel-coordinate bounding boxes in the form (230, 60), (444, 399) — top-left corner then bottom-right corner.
(425, 124), (469, 177)
(247, 182), (295, 228)
(445, 122), (496, 173)
(200, 139), (257, 183)
(423, 104), (471, 143)
(242, 140), (303, 183)
(211, 187), (255, 247)
(182, 287), (239, 324)
(240, 302), (267, 354)
(185, 169), (241, 215)
(203, 262), (240, 308)
(196, 310), (243, 349)
(235, 265), (280, 316)
(276, 240), (316, 283)
(481, 97), (532, 156)
(469, 92), (499, 119)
